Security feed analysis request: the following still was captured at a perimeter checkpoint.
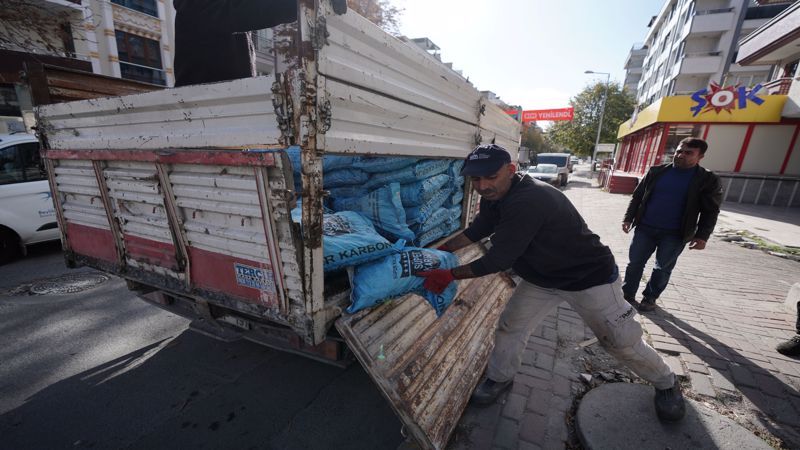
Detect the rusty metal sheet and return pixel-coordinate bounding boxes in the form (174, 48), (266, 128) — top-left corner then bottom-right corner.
(335, 243), (515, 450)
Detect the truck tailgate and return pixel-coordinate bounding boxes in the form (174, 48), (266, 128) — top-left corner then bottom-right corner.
(336, 243), (514, 450)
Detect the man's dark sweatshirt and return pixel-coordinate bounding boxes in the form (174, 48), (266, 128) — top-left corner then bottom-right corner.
(463, 174), (616, 291)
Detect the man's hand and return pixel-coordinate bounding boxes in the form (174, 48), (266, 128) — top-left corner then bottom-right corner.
(622, 222), (632, 233)
(417, 269), (455, 295)
(689, 239), (707, 250)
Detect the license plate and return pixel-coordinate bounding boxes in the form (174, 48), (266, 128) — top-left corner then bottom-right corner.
(219, 315), (251, 330)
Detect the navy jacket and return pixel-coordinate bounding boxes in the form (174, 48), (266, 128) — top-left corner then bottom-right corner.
(624, 164), (723, 243)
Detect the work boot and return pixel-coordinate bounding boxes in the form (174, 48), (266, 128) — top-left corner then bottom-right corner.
(638, 297), (657, 312)
(654, 380), (685, 422)
(623, 294), (639, 308)
(470, 378), (512, 407)
(776, 335), (800, 357)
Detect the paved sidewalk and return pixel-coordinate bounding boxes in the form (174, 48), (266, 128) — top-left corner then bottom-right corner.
(452, 172), (800, 450)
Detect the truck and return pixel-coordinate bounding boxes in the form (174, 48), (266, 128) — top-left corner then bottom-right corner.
(534, 152), (572, 186)
(33, 3), (521, 449)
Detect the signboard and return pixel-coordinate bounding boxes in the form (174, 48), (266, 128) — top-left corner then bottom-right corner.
(521, 108), (573, 123)
(690, 82), (763, 117)
(594, 143), (615, 154)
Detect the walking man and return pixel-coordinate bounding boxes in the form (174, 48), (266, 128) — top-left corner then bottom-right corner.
(418, 144), (686, 422)
(622, 137), (723, 312)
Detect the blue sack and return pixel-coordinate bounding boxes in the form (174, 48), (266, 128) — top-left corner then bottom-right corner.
(365, 159), (450, 189)
(405, 187), (452, 224)
(353, 156), (416, 173)
(324, 168), (369, 188)
(286, 147), (356, 171)
(400, 174), (451, 207)
(331, 183), (416, 242)
(292, 209), (400, 272)
(348, 248), (459, 316)
(410, 207), (450, 235)
(327, 185), (368, 199)
(450, 189), (464, 206)
(416, 222), (451, 247)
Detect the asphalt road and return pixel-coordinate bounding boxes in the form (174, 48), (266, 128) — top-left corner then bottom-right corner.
(0, 243), (402, 450)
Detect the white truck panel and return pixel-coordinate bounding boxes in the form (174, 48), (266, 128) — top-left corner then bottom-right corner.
(38, 77), (283, 150)
(321, 11), (481, 126)
(322, 78), (479, 157)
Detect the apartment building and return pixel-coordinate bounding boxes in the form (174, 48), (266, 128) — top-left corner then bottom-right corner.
(627, 0), (793, 108)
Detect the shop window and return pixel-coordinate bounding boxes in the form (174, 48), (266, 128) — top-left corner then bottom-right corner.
(661, 124), (705, 165)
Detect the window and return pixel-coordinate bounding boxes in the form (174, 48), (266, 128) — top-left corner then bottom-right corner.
(661, 124), (704, 165)
(111, 0), (158, 17)
(115, 31), (166, 85)
(0, 142), (45, 185)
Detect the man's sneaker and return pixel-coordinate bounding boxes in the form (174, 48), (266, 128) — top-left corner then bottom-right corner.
(623, 295), (639, 308)
(654, 380), (685, 422)
(638, 297), (657, 312)
(776, 335), (800, 357)
(470, 378), (513, 407)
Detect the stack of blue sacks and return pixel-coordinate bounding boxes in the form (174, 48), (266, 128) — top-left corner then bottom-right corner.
(286, 147), (465, 316)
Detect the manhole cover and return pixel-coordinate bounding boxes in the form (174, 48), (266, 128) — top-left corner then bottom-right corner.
(29, 273), (110, 295)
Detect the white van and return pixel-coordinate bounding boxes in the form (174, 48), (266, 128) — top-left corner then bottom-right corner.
(0, 133), (59, 264)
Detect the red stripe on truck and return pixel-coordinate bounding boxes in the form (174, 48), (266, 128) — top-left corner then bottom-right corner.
(45, 149), (278, 167)
(188, 246), (279, 309)
(123, 234), (180, 271)
(66, 223), (118, 263)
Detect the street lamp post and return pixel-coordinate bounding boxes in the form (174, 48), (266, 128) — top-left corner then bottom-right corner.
(584, 70), (610, 174)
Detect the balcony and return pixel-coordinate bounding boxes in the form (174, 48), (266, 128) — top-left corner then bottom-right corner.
(680, 51), (723, 75)
(763, 77), (792, 95)
(119, 61), (166, 86)
(690, 8), (735, 35)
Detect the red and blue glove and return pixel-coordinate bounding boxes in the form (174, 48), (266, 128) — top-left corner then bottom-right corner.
(417, 269), (455, 295)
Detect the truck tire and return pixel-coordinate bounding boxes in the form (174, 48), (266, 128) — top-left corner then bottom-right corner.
(0, 227), (22, 266)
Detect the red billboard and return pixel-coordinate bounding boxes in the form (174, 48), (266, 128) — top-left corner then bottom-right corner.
(521, 108), (574, 123)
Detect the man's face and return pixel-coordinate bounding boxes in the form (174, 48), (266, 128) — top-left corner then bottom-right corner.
(469, 163), (516, 201)
(673, 144), (704, 169)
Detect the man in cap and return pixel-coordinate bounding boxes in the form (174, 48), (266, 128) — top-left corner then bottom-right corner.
(418, 144), (685, 422)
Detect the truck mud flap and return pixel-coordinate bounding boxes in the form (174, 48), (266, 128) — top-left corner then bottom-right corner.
(335, 244), (514, 450)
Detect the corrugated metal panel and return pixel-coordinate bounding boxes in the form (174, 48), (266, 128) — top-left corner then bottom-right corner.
(320, 11), (481, 126)
(322, 78), (478, 158)
(336, 244), (515, 450)
(170, 164), (268, 259)
(37, 76), (282, 150)
(54, 160), (108, 230)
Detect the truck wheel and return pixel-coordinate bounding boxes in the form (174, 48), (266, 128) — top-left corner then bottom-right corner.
(0, 228), (22, 266)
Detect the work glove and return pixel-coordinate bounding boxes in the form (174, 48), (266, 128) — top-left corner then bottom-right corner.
(436, 244), (449, 251)
(417, 269), (455, 295)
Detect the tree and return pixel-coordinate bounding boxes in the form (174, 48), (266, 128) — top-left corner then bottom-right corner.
(547, 81), (634, 157)
(521, 122), (556, 156)
(347, 0), (403, 35)
(0, 0), (92, 57)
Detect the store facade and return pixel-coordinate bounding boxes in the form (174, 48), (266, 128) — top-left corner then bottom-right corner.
(612, 85), (800, 206)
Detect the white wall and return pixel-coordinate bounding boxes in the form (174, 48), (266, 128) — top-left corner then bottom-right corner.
(785, 134), (800, 176)
(703, 124), (749, 171)
(740, 124), (796, 174)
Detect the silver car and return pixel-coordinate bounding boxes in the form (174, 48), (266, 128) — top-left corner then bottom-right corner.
(526, 163), (560, 187)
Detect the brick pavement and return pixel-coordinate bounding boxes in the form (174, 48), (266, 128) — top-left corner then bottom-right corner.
(452, 173), (800, 450)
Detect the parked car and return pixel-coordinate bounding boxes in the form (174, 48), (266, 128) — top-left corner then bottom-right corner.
(0, 133), (59, 264)
(527, 163), (560, 187)
(534, 153), (570, 186)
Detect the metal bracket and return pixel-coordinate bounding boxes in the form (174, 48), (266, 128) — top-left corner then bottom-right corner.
(318, 98), (332, 134)
(479, 103), (486, 115)
(271, 74), (295, 143)
(311, 15), (330, 51)
(474, 132), (483, 146)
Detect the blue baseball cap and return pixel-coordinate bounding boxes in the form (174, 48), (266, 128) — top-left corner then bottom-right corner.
(461, 144), (511, 176)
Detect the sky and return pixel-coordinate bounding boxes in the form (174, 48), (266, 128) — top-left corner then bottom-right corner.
(395, 0), (667, 112)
